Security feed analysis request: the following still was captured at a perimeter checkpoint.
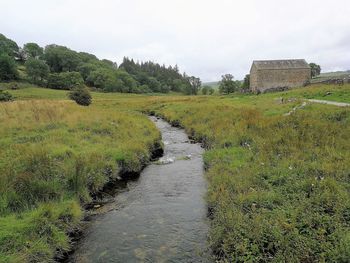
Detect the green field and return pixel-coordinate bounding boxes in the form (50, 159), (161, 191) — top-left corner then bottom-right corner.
(311, 70), (350, 83)
(0, 83), (350, 262)
(0, 93), (161, 262)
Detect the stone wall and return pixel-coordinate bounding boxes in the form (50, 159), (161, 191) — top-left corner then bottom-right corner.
(250, 65), (259, 92)
(250, 68), (311, 93)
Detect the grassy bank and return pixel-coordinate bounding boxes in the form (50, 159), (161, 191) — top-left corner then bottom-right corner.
(0, 99), (161, 262)
(146, 88), (350, 262)
(282, 83), (350, 103)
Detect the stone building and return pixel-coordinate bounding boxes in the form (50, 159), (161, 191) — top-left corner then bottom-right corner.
(250, 59), (311, 93)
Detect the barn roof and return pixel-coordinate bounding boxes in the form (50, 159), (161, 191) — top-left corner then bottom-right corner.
(252, 59), (310, 70)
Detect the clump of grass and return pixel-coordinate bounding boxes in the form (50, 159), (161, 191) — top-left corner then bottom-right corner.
(0, 200), (82, 263)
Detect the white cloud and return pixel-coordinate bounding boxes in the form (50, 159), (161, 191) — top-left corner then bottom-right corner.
(0, 0), (349, 81)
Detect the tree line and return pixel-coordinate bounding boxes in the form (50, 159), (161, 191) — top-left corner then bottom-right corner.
(1, 33), (322, 95)
(0, 33), (200, 94)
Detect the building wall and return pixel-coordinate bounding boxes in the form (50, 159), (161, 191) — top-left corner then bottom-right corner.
(250, 68), (311, 92)
(249, 65), (259, 92)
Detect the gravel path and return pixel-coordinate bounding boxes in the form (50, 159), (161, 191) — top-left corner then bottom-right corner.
(308, 99), (350, 107)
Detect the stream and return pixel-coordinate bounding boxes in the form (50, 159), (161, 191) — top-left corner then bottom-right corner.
(70, 117), (210, 262)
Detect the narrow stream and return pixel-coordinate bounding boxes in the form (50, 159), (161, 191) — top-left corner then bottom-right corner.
(70, 117), (210, 262)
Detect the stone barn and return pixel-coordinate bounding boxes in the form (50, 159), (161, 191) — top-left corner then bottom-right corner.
(249, 59), (311, 93)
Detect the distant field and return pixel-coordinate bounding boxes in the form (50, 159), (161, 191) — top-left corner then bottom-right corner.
(203, 81), (219, 89)
(311, 70), (350, 83)
(275, 83), (350, 103)
(4, 82), (349, 104)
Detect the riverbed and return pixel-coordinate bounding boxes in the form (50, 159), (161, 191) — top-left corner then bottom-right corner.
(70, 116), (210, 262)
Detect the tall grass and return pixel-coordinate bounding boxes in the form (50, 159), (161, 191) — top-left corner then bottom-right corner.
(0, 100), (161, 262)
(148, 92), (350, 262)
(1, 83), (349, 262)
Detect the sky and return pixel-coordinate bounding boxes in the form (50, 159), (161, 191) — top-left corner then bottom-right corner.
(1, 0), (349, 81)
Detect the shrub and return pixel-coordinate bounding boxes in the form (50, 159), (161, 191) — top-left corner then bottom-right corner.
(0, 90), (14, 102)
(68, 86), (92, 106)
(202, 85), (214, 95)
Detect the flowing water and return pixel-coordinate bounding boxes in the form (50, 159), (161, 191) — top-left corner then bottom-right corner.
(70, 117), (210, 262)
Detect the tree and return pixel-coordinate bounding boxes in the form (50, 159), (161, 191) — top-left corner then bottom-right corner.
(104, 79), (124, 92)
(101, 59), (117, 69)
(0, 54), (18, 81)
(147, 77), (161, 92)
(160, 84), (171, 93)
(184, 76), (201, 95)
(15, 48), (28, 63)
(78, 52), (98, 63)
(309, 63), (321, 78)
(242, 74), (250, 91)
(87, 68), (114, 89)
(25, 58), (49, 84)
(219, 74), (239, 94)
(208, 87), (215, 95)
(78, 63), (98, 81)
(201, 85), (210, 95)
(172, 79), (183, 92)
(0, 34), (19, 57)
(47, 72), (84, 90)
(23, 43), (43, 59)
(44, 45), (81, 72)
(119, 57), (192, 94)
(68, 86), (92, 106)
(115, 70), (138, 93)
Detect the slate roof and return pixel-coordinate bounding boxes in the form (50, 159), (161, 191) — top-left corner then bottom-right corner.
(252, 59), (310, 70)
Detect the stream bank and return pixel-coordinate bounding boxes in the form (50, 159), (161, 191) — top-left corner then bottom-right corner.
(68, 116), (210, 262)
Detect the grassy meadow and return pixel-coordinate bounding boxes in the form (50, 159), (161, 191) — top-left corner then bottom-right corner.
(0, 97), (161, 262)
(146, 85), (350, 262)
(0, 83), (350, 262)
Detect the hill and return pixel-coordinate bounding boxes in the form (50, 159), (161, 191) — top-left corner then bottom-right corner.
(0, 33), (200, 95)
(311, 70), (350, 83)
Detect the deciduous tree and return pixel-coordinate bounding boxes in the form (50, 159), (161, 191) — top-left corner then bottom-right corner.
(23, 43), (44, 59)
(25, 58), (49, 84)
(309, 63), (321, 78)
(219, 74), (239, 94)
(0, 54), (18, 80)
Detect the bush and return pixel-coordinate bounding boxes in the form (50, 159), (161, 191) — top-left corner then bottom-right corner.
(202, 85), (214, 95)
(0, 90), (14, 102)
(68, 86), (92, 106)
(47, 72), (84, 90)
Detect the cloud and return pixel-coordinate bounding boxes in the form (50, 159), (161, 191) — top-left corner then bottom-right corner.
(0, 0), (349, 81)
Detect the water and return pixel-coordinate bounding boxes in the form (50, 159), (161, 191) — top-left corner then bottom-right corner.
(71, 117), (210, 262)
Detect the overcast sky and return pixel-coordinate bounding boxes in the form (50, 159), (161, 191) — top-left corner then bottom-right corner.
(1, 0), (349, 81)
